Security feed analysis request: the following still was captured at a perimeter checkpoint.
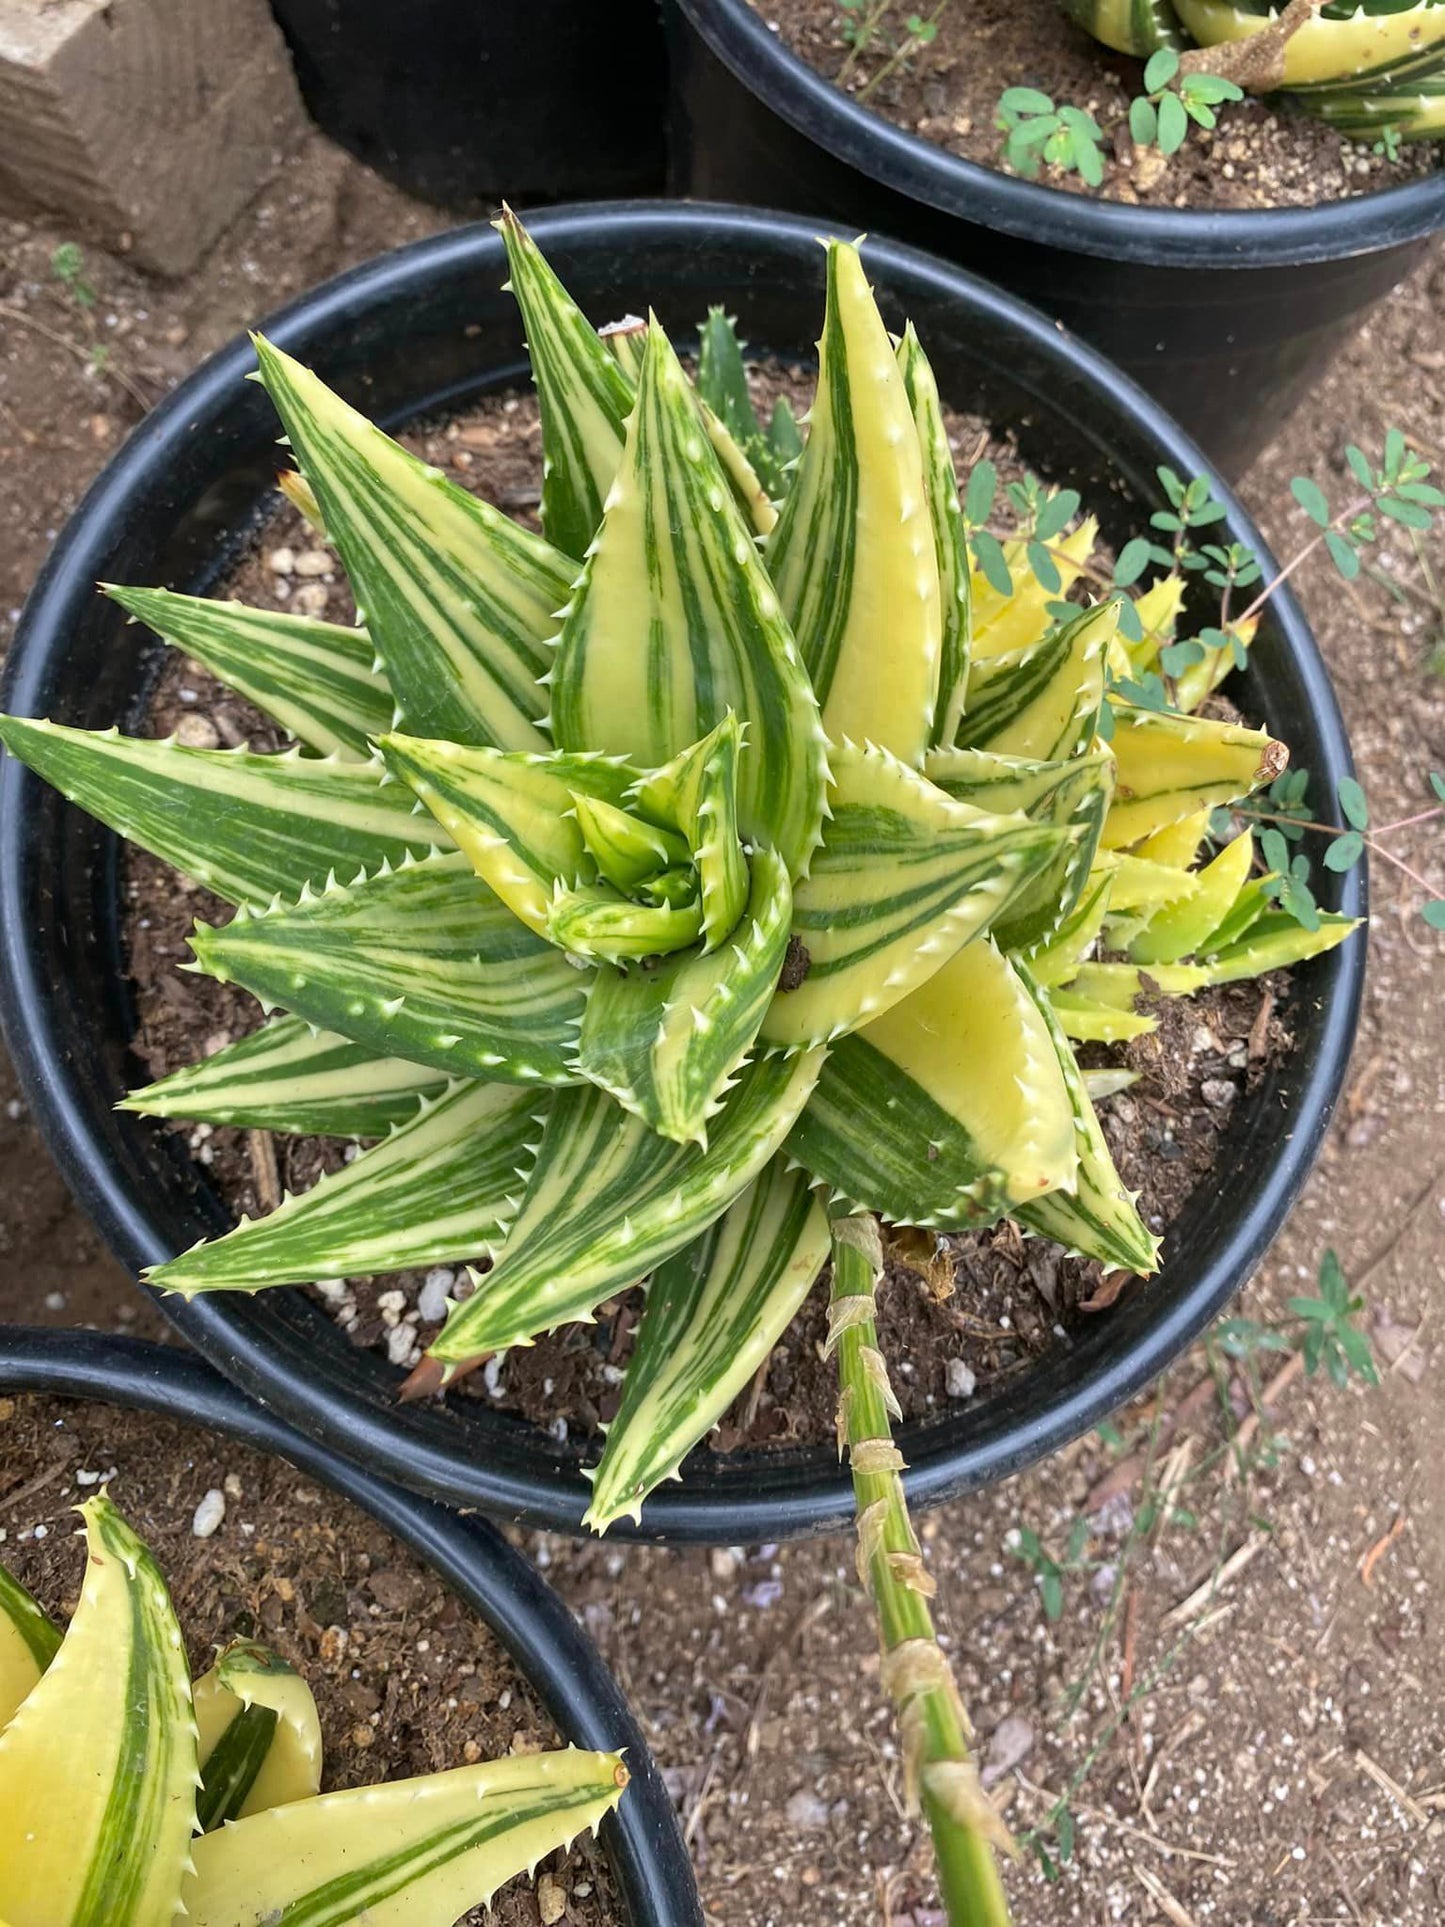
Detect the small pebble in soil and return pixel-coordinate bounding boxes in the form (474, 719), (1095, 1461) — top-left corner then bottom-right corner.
(417, 1266), (454, 1322)
(945, 1358), (977, 1399)
(191, 1487), (226, 1538)
(1201, 1078), (1238, 1109)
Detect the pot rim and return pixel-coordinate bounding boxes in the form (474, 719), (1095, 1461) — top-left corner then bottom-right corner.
(671, 0), (1445, 269)
(0, 200), (1365, 1542)
(0, 1323), (700, 1927)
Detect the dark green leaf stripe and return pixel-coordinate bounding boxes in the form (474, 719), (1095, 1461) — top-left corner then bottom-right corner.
(498, 208), (634, 561)
(190, 851), (588, 1083)
(427, 1048), (825, 1365)
(121, 1014), (447, 1137)
(197, 1702), (279, 1831)
(0, 719), (449, 910)
(898, 324), (973, 752)
(149, 1080), (538, 1293)
(585, 1160), (829, 1529)
(577, 847), (792, 1144)
(1013, 965), (1160, 1274)
(0, 1563), (60, 1674)
(552, 320), (828, 879)
(104, 583), (392, 761)
(253, 335), (572, 750)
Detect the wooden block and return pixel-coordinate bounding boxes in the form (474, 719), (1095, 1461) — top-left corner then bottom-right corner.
(0, 0), (308, 274)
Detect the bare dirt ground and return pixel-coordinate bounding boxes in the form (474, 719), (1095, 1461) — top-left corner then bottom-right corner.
(1, 138), (1441, 1925)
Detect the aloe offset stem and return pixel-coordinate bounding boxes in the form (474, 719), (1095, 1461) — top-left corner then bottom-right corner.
(827, 1213), (1014, 1927)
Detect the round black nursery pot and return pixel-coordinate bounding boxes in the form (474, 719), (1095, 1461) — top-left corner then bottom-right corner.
(665, 0), (1445, 478)
(0, 1325), (700, 1927)
(0, 202), (1364, 1544)
(269, 0), (667, 208)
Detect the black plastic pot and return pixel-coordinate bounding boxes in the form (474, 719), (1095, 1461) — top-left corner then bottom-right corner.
(0, 202), (1364, 1543)
(665, 0), (1445, 477)
(270, 0), (666, 208)
(0, 1325), (699, 1927)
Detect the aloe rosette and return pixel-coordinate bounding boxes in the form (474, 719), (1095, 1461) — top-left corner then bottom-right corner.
(0, 212), (1359, 1536)
(1062, 0), (1445, 138)
(0, 1494), (628, 1927)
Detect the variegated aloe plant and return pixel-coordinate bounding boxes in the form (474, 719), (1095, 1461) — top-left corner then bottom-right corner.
(0, 213), (1360, 1923)
(0, 1493), (628, 1927)
(1062, 0), (1445, 139)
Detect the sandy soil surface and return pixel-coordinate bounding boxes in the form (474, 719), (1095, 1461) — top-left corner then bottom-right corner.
(1, 136), (1441, 1924)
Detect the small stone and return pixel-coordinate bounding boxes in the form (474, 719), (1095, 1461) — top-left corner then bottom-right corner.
(462, 1738), (482, 1764)
(417, 1267), (454, 1322)
(710, 1547), (739, 1581)
(538, 1873), (567, 1925)
(385, 1324), (419, 1368)
(174, 713), (220, 749)
(350, 1723), (374, 1749)
(945, 1357), (976, 1400)
(191, 1488), (226, 1538)
(266, 547), (296, 575)
(290, 582), (329, 617)
(293, 549), (333, 577)
(1201, 1078), (1237, 1109)
(784, 1788), (830, 1829)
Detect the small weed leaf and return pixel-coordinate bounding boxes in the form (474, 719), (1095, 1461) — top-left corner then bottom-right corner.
(1291, 476), (1330, 528)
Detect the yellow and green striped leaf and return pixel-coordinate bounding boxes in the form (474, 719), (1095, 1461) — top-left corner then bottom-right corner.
(185, 1746), (630, 1927)
(0, 719), (448, 911)
(788, 938), (1077, 1227)
(577, 848), (792, 1144)
(120, 1015), (447, 1137)
(497, 208), (634, 560)
(1051, 989), (1157, 1044)
(0, 1566), (59, 1733)
(898, 324), (972, 753)
(547, 880), (704, 962)
(630, 714), (749, 947)
(1129, 827), (1256, 965)
(380, 735), (639, 937)
(584, 1159), (830, 1531)
(1024, 867), (1115, 987)
(148, 1080), (537, 1294)
(573, 792), (691, 892)
(1203, 909), (1361, 984)
(103, 584), (391, 761)
(252, 336), (570, 750)
(190, 851), (587, 1083)
(925, 745), (1116, 956)
(956, 600), (1116, 761)
(1102, 702), (1284, 849)
(1066, 959), (1212, 1005)
(0, 1496), (196, 1927)
(766, 241), (942, 765)
(1059, 0), (1183, 59)
(426, 1050), (824, 1368)
(552, 321), (827, 878)
(194, 1641), (321, 1828)
(757, 741), (1063, 1049)
(1172, 614), (1258, 715)
(1196, 870), (1276, 957)
(1014, 966), (1160, 1275)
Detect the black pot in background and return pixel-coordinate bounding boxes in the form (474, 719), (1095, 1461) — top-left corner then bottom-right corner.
(0, 203), (1364, 1543)
(270, 0), (667, 208)
(665, 0), (1445, 478)
(0, 1326), (700, 1927)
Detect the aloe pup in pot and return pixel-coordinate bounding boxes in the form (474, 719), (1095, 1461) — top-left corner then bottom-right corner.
(0, 212), (1369, 1920)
